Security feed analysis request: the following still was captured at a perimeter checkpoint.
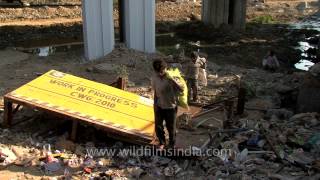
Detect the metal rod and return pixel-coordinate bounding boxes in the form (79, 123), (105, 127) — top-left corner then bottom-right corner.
(202, 96), (236, 109)
(71, 120), (78, 141)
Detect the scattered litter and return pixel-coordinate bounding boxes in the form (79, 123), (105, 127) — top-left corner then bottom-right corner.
(287, 149), (315, 165)
(236, 148), (248, 163)
(83, 167), (92, 174)
(164, 164), (182, 177)
(125, 167), (144, 178)
(0, 147), (17, 166)
(64, 168), (71, 179)
(43, 160), (61, 173)
(83, 155), (96, 168)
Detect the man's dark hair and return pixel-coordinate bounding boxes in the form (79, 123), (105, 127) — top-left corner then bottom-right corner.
(153, 59), (167, 72)
(191, 51), (199, 60)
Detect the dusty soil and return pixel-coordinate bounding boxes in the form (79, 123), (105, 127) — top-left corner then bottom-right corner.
(0, 5), (82, 23)
(0, 0), (317, 23)
(1, 1), (319, 64)
(247, 0), (319, 22)
(0, 0), (319, 179)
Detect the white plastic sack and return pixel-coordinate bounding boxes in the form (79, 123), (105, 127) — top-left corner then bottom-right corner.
(198, 68), (207, 87)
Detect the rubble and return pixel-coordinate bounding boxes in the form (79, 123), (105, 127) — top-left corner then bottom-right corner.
(164, 164), (182, 176)
(265, 108), (294, 120)
(55, 136), (76, 152)
(124, 167), (144, 178)
(1, 108), (319, 178)
(309, 60), (320, 79)
(297, 63), (320, 113)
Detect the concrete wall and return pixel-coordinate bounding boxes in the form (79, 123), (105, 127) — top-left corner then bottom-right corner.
(123, 0), (156, 53)
(82, 0), (114, 61)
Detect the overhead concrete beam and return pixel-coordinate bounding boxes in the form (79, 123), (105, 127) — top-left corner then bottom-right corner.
(82, 0), (114, 61)
(123, 0), (155, 53)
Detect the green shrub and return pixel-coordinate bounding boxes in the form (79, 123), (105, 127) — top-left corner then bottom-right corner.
(252, 15), (275, 24)
(116, 65), (129, 79)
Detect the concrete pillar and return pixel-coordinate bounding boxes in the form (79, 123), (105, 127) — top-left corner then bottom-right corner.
(231, 0), (247, 30)
(202, 0), (229, 28)
(82, 0), (114, 61)
(201, 0), (210, 24)
(202, 0), (246, 30)
(123, 0), (155, 53)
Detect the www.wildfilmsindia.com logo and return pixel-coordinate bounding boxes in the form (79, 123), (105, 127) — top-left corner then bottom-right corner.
(86, 146), (232, 158)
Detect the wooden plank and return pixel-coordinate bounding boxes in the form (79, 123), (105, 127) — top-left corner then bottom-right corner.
(71, 120), (78, 141)
(202, 96), (236, 109)
(117, 77), (126, 90)
(3, 97), (13, 128)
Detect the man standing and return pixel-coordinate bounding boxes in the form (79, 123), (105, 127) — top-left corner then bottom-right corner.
(151, 59), (184, 149)
(185, 51), (202, 103)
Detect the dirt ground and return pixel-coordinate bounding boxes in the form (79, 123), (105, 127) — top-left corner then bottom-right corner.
(0, 0), (320, 179)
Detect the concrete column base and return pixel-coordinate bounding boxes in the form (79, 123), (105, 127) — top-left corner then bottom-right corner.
(82, 0), (114, 61)
(123, 0), (156, 53)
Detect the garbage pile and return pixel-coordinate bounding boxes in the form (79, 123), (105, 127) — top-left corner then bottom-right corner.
(0, 107), (319, 179)
(0, 62), (320, 179)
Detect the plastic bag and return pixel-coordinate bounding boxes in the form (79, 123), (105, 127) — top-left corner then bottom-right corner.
(166, 68), (189, 109)
(197, 57), (207, 87)
(198, 68), (207, 86)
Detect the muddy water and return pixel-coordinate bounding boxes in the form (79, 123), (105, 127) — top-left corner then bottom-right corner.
(15, 37), (83, 56)
(291, 12), (320, 71)
(11, 11), (320, 66)
(291, 13), (320, 32)
(294, 40), (318, 70)
(18, 43), (83, 57)
(14, 32), (196, 58)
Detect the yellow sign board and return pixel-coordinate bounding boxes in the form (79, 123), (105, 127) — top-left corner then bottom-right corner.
(8, 70), (155, 141)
